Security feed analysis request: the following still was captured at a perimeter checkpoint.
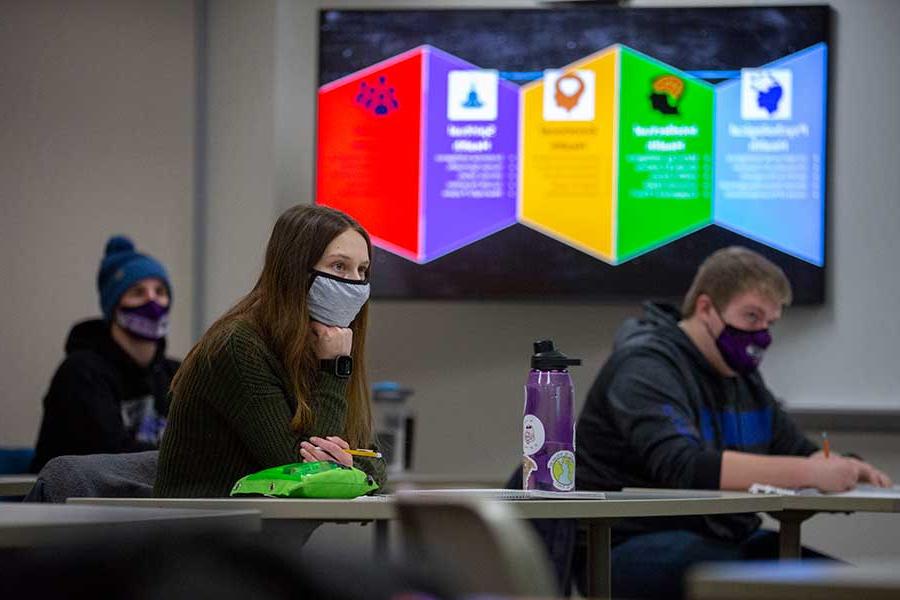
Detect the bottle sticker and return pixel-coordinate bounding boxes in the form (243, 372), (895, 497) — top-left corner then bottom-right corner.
(522, 455), (537, 488)
(523, 414), (545, 455)
(549, 450), (576, 491)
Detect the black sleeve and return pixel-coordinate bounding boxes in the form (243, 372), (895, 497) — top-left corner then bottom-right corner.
(768, 397), (819, 456)
(37, 357), (153, 459)
(606, 351), (722, 489)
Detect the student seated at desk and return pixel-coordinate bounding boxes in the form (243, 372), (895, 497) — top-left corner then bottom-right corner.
(31, 236), (179, 473)
(575, 246), (892, 600)
(155, 205), (385, 497)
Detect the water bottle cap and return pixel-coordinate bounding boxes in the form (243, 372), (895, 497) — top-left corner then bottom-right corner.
(372, 381), (413, 403)
(531, 339), (581, 370)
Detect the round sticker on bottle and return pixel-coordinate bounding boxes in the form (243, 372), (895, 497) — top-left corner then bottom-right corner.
(523, 414), (545, 455)
(548, 450), (576, 491)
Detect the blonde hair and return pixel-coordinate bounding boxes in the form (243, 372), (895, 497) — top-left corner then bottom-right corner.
(682, 246), (792, 317)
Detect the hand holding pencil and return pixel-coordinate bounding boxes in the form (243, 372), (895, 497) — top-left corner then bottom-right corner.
(300, 435), (382, 466)
(808, 432), (893, 491)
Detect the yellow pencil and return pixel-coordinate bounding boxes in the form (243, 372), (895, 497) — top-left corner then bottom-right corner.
(309, 445), (383, 458)
(344, 448), (382, 458)
(822, 431), (830, 458)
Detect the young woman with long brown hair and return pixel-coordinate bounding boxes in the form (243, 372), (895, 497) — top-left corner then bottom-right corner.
(155, 205), (384, 497)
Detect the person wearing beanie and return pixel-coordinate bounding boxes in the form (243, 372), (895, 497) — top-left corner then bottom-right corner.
(29, 236), (180, 473)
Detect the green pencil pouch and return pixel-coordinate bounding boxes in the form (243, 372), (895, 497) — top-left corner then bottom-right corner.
(230, 461), (378, 499)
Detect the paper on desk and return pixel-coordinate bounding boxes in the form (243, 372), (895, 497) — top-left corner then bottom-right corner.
(395, 488), (607, 500)
(749, 483), (900, 497)
(826, 484), (900, 498)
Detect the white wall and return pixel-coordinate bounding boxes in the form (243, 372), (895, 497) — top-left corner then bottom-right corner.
(0, 0), (196, 446)
(201, 0), (280, 327)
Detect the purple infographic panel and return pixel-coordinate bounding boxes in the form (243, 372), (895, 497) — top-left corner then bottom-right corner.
(421, 47), (519, 263)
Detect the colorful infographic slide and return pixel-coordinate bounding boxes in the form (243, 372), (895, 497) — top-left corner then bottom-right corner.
(317, 42), (827, 266)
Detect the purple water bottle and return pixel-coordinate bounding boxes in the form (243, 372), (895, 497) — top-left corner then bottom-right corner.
(523, 340), (581, 492)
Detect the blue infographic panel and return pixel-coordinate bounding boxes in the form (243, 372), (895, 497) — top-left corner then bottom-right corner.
(714, 44), (827, 265)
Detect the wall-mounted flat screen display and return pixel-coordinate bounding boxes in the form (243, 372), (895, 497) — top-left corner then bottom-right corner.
(317, 6), (829, 302)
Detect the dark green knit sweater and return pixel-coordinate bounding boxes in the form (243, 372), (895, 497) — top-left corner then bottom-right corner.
(154, 320), (386, 497)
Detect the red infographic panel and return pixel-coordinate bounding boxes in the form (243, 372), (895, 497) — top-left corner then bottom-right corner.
(317, 49), (424, 260)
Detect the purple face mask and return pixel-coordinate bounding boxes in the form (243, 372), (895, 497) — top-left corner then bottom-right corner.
(116, 300), (170, 341)
(714, 320), (772, 375)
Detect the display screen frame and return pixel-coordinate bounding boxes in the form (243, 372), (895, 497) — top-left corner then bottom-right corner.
(316, 5), (832, 305)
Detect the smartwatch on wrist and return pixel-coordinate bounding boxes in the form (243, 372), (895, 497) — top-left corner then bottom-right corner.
(320, 355), (353, 379)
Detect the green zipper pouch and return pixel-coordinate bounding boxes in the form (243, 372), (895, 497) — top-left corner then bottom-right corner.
(230, 461), (378, 499)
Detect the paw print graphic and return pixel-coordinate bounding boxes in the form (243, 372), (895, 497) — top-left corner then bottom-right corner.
(355, 76), (399, 116)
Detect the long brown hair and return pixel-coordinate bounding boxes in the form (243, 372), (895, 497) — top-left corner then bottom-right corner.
(172, 205), (373, 448)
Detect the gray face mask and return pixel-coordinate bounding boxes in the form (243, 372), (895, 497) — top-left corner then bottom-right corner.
(307, 270), (370, 327)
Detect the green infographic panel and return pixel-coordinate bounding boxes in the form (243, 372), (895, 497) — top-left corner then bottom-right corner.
(616, 48), (715, 262)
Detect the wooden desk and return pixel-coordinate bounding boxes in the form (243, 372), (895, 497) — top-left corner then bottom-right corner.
(71, 490), (780, 600)
(0, 474), (37, 497)
(689, 560), (900, 600)
(0, 503), (261, 548)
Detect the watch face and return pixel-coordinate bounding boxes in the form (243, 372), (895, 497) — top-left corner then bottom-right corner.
(335, 355), (353, 377)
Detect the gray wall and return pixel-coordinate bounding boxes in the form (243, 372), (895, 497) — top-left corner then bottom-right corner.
(0, 0), (196, 446)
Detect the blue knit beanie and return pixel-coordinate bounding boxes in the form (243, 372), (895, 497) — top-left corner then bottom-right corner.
(97, 235), (171, 321)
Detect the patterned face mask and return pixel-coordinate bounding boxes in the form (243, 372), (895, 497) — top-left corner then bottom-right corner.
(116, 300), (170, 341)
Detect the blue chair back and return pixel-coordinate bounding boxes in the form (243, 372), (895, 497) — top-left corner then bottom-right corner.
(0, 447), (35, 474)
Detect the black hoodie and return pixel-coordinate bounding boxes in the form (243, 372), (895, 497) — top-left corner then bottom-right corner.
(30, 319), (180, 473)
(576, 302), (817, 543)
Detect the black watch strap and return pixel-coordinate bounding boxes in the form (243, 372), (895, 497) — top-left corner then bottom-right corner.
(320, 355), (353, 379)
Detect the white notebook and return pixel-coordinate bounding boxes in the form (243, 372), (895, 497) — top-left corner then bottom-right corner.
(395, 488), (607, 500)
(749, 483), (900, 498)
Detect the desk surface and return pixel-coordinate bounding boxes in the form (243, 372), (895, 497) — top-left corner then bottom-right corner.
(625, 486), (900, 514)
(0, 503), (261, 548)
(70, 490), (782, 521)
(781, 486), (900, 513)
(0, 474), (37, 496)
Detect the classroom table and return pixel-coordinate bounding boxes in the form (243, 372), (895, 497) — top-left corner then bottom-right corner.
(0, 503), (261, 548)
(0, 474), (37, 497)
(774, 486), (900, 559)
(70, 490), (781, 600)
(625, 486), (900, 560)
(688, 560), (900, 600)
